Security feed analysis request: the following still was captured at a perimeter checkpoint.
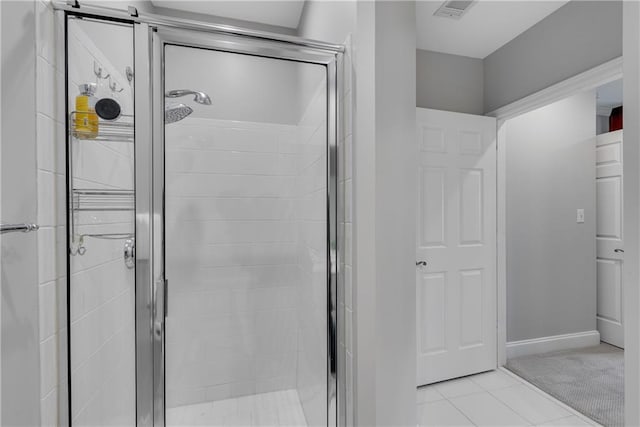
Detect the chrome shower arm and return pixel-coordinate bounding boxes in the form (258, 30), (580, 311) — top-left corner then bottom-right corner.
(165, 89), (212, 105)
(165, 89), (196, 98)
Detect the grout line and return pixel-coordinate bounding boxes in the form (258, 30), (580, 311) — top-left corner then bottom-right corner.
(442, 394), (480, 427)
(69, 277), (132, 325)
(484, 385), (545, 426)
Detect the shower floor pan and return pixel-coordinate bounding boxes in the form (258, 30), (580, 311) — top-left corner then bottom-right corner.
(165, 389), (307, 426)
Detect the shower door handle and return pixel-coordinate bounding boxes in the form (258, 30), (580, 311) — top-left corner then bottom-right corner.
(153, 276), (168, 340)
(163, 277), (168, 318)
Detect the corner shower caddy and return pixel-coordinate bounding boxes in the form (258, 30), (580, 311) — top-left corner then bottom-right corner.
(68, 112), (135, 260)
(69, 111), (134, 142)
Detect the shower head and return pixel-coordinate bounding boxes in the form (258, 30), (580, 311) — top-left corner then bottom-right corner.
(165, 103), (193, 124)
(165, 89), (212, 105)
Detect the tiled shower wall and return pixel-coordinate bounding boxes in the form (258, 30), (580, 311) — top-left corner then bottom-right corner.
(339, 34), (354, 427)
(66, 19), (136, 426)
(295, 83), (328, 426)
(35, 1), (66, 425)
(164, 118), (302, 407)
(35, 5), (137, 425)
(33, 3), (355, 425)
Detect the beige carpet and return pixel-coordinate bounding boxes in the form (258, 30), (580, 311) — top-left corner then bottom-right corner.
(506, 343), (623, 427)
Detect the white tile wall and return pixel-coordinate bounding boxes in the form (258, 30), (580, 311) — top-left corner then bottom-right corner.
(165, 118), (302, 408)
(32, 6), (355, 425)
(295, 80), (329, 427)
(339, 34), (355, 427)
(66, 17), (136, 426)
(35, 1), (66, 425)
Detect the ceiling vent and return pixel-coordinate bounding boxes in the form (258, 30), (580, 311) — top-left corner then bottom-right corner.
(433, 0), (475, 19)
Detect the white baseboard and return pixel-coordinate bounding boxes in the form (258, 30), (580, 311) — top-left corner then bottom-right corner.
(506, 330), (601, 359)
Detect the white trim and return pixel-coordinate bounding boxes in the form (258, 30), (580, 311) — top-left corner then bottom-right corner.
(494, 57), (623, 370)
(496, 121), (507, 367)
(488, 56), (622, 121)
(506, 331), (601, 359)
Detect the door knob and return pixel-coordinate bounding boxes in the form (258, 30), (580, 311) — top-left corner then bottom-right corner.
(614, 249), (624, 253)
(416, 261), (427, 267)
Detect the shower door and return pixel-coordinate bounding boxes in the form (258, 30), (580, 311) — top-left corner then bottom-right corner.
(137, 26), (339, 426)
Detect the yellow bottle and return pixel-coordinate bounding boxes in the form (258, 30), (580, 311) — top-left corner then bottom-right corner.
(75, 83), (99, 139)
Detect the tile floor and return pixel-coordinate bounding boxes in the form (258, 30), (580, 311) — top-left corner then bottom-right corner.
(417, 369), (601, 427)
(165, 389), (307, 426)
(166, 369), (599, 426)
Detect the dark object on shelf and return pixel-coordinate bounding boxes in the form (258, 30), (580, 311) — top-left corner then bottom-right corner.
(610, 106), (623, 131)
(95, 98), (122, 121)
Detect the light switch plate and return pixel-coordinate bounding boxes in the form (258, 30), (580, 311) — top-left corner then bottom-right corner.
(577, 209), (585, 223)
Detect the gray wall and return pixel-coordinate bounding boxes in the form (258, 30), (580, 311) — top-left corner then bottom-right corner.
(506, 91), (597, 343)
(373, 2), (416, 424)
(298, 0), (355, 44)
(165, 44), (304, 124)
(484, 1), (622, 113)
(354, 1), (417, 425)
(1, 1), (41, 425)
(416, 49), (483, 115)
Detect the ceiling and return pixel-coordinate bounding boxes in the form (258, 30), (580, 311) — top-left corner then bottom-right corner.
(151, 1), (305, 29)
(417, 0), (569, 58)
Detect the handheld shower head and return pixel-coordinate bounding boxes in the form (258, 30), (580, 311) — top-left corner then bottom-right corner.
(165, 89), (212, 105)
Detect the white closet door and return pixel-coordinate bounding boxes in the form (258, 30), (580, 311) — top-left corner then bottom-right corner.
(416, 108), (497, 386)
(596, 130), (624, 348)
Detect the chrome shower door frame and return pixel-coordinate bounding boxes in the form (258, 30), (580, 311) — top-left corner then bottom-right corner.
(134, 24), (342, 427)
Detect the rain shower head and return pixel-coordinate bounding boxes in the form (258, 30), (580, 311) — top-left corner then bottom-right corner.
(165, 103), (193, 124)
(165, 89), (212, 105)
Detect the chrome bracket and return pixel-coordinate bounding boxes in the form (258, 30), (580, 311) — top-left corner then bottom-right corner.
(124, 238), (135, 269)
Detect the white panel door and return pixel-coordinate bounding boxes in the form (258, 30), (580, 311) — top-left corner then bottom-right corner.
(596, 130), (624, 348)
(416, 108), (497, 386)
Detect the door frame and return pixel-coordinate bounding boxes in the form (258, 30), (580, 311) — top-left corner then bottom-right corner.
(489, 56), (635, 418)
(136, 24), (343, 427)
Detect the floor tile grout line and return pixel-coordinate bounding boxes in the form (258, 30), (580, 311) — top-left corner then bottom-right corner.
(439, 395), (479, 427)
(542, 414), (595, 425)
(485, 384), (567, 426)
(447, 389), (532, 427)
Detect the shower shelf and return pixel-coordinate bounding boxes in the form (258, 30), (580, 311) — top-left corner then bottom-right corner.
(69, 112), (134, 142)
(72, 189), (135, 212)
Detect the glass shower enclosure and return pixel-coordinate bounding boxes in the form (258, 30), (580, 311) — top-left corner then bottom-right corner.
(64, 8), (342, 427)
